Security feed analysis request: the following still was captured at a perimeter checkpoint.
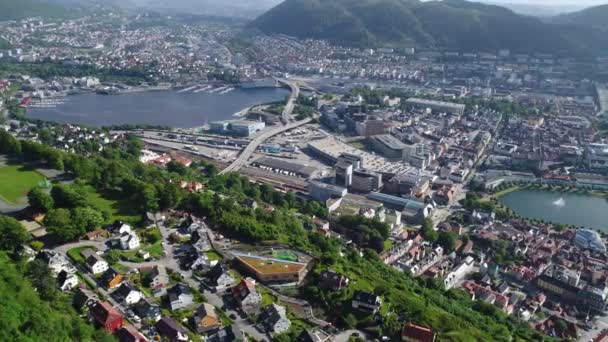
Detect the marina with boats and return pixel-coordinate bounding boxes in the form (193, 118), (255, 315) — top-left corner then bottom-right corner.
(177, 83), (236, 95)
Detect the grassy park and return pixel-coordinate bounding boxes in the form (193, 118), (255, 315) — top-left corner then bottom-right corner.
(0, 165), (46, 204)
(82, 185), (141, 224)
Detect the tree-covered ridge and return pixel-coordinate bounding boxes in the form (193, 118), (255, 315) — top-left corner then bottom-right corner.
(251, 0), (608, 56)
(550, 4), (608, 31)
(0, 251), (113, 341)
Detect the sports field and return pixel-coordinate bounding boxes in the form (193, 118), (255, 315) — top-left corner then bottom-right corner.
(272, 250), (299, 262)
(0, 165), (46, 204)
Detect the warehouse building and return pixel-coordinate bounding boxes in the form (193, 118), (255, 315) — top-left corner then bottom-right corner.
(405, 98), (466, 116)
(252, 156), (316, 178)
(209, 120), (265, 137)
(308, 180), (347, 202)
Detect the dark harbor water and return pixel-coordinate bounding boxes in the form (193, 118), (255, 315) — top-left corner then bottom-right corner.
(499, 189), (608, 230)
(27, 87), (290, 128)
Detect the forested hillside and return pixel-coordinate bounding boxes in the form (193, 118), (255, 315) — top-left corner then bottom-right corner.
(0, 251), (113, 341)
(251, 0), (608, 56)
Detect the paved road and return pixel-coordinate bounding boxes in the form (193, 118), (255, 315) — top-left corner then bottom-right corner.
(579, 315), (608, 342)
(277, 78), (300, 123)
(0, 200), (27, 215)
(333, 329), (368, 342)
(52, 239), (144, 328)
(119, 220), (268, 341)
(53, 239), (108, 255)
(219, 78), (309, 175)
(219, 117), (312, 175)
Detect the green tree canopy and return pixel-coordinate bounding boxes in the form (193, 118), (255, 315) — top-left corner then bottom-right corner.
(27, 188), (54, 213)
(44, 208), (79, 242)
(71, 207), (104, 233)
(438, 231), (458, 253)
(0, 215), (29, 251)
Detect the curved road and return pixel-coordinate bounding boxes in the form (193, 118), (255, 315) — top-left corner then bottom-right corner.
(219, 117), (312, 175)
(220, 79), (307, 175)
(277, 78), (300, 123)
(53, 239), (109, 255)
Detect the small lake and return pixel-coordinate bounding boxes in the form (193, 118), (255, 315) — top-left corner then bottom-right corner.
(27, 87), (290, 128)
(499, 189), (608, 230)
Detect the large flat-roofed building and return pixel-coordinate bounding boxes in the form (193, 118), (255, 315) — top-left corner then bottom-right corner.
(252, 156), (316, 178)
(351, 169), (383, 193)
(209, 120), (265, 137)
(403, 144), (434, 169)
(233, 253), (310, 284)
(231, 120), (266, 137)
(369, 134), (407, 160)
(308, 138), (413, 177)
(405, 98), (465, 116)
(308, 180), (347, 202)
(585, 143), (608, 170)
(335, 153), (382, 193)
(356, 118), (386, 137)
(209, 121), (230, 133)
(385, 172), (432, 196)
(367, 192), (432, 224)
(335, 161), (354, 187)
(337, 153), (363, 169)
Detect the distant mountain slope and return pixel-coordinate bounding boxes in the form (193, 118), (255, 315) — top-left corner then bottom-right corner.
(484, 2), (586, 17)
(0, 0), (78, 21)
(251, 0), (608, 56)
(110, 0), (282, 18)
(550, 4), (608, 30)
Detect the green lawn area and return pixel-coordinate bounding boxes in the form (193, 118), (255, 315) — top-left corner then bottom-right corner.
(383, 240), (394, 252)
(145, 242), (164, 258)
(216, 306), (233, 325)
(272, 250), (298, 262)
(229, 269), (243, 283)
(490, 186), (522, 199)
(111, 263), (130, 274)
(348, 140), (366, 150)
(258, 287), (277, 306)
(206, 250), (222, 261)
(67, 246), (98, 266)
(115, 240), (163, 263)
(83, 186), (141, 224)
(0, 165), (46, 204)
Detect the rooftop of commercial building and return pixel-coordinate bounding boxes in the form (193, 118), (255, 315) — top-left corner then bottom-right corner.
(253, 156), (316, 178)
(233, 253), (308, 275)
(406, 98), (466, 110)
(371, 134), (407, 150)
(309, 138), (413, 175)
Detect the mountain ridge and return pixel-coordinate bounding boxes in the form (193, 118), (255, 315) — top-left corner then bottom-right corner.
(549, 4), (608, 31)
(251, 0), (608, 56)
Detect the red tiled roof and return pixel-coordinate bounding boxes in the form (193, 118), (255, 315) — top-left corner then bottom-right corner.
(402, 323), (436, 342)
(116, 326), (148, 342)
(93, 302), (122, 323)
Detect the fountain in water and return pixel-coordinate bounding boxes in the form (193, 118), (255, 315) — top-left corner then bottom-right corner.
(552, 197), (566, 207)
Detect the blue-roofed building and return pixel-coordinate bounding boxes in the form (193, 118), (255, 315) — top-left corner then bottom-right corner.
(367, 192), (432, 224)
(574, 229), (606, 253)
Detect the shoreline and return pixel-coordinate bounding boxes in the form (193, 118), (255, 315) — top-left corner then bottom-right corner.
(24, 86), (289, 129)
(492, 184), (608, 200)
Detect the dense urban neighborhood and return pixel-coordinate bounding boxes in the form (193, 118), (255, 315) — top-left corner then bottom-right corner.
(3, 2), (608, 342)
